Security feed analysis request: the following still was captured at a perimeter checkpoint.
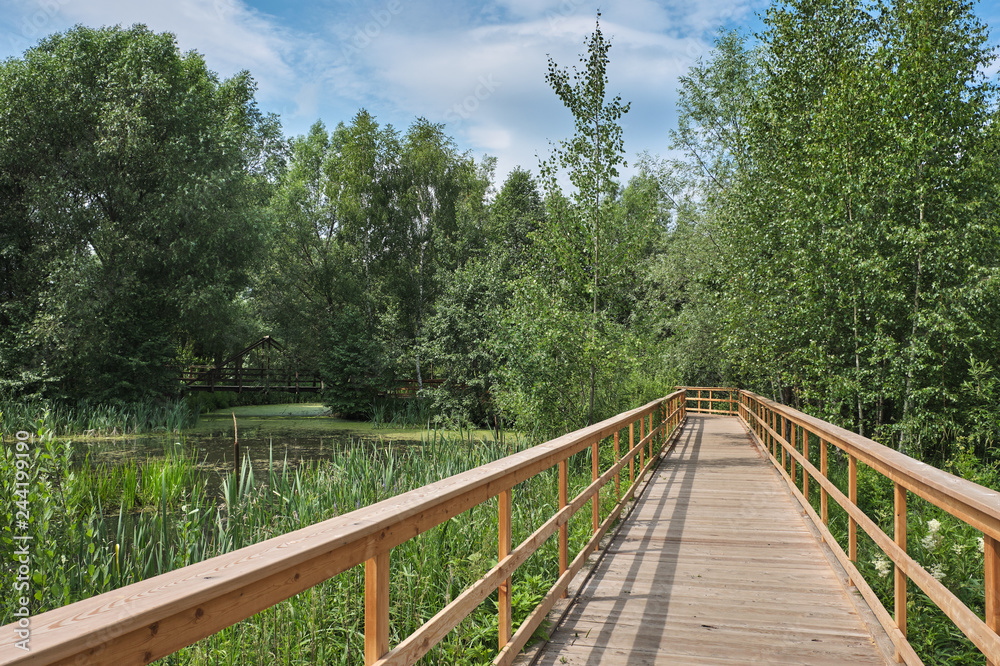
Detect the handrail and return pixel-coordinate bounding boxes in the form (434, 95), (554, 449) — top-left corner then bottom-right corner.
(737, 390), (1000, 665)
(0, 391), (687, 665)
(681, 386), (738, 415)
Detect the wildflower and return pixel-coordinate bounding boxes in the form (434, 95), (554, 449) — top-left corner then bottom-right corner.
(873, 554), (892, 578)
(953, 543), (965, 556)
(978, 536), (985, 553)
(930, 563), (945, 582)
(927, 519), (941, 534)
(922, 532), (942, 551)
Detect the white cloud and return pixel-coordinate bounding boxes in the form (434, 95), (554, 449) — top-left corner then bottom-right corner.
(0, 0), (776, 185)
(5, 0), (301, 101)
(310, 3), (729, 185)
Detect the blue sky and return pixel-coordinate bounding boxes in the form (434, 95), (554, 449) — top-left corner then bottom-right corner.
(2, 0), (998, 186)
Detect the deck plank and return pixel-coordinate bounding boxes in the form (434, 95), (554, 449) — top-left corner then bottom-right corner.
(521, 414), (890, 665)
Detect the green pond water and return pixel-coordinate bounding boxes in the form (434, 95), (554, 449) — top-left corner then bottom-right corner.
(73, 402), (500, 486)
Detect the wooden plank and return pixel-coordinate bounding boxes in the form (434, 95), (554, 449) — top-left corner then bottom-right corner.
(591, 440), (599, 537)
(525, 415), (889, 666)
(498, 488), (512, 650)
(821, 438), (829, 524)
(988, 535), (999, 666)
(894, 483), (908, 663)
(559, 458), (568, 586)
(614, 431), (621, 499)
(629, 422), (635, 488)
(851, 454), (859, 564)
(365, 551), (390, 664)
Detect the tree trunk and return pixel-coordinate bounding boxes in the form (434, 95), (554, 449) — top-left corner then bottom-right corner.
(901, 248), (922, 451)
(415, 241), (425, 391)
(854, 297), (864, 438)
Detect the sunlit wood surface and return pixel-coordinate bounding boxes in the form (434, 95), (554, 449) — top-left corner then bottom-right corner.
(523, 414), (889, 665)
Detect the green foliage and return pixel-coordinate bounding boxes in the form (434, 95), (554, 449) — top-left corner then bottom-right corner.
(496, 13), (669, 434)
(421, 258), (506, 426)
(320, 305), (387, 419)
(0, 25), (282, 401)
(0, 397), (197, 437)
(668, 0), (1000, 460)
(257, 112), (492, 404)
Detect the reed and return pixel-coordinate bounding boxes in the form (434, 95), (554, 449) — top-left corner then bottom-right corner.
(0, 426), (618, 664)
(0, 397), (198, 438)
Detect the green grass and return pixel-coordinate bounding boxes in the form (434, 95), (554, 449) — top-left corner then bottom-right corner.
(0, 397), (198, 438)
(0, 421), (645, 665)
(190, 401), (499, 444)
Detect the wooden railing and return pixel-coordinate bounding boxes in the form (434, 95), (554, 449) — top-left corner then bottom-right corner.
(681, 386), (738, 415)
(0, 391), (686, 665)
(737, 390), (1000, 665)
(181, 365), (325, 393)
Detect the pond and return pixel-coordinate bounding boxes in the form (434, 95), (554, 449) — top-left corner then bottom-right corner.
(71, 402), (500, 489)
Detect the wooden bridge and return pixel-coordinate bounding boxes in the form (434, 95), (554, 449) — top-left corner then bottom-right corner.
(3, 388), (999, 665)
(180, 335), (436, 397)
(180, 336), (324, 394)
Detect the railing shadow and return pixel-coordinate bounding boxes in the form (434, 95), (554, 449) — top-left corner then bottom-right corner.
(556, 415), (705, 666)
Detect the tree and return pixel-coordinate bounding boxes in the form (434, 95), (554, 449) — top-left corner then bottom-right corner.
(535, 12), (638, 426)
(696, 0), (1000, 456)
(391, 119), (489, 389)
(259, 113), (492, 413)
(0, 25), (281, 400)
(493, 17), (666, 434)
(421, 168), (544, 427)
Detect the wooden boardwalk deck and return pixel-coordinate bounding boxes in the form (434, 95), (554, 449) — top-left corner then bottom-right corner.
(521, 414), (891, 665)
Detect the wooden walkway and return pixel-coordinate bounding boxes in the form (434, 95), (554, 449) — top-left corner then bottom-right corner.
(522, 414), (891, 665)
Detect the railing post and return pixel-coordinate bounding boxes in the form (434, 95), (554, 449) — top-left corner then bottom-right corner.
(781, 416), (787, 473)
(987, 535), (999, 666)
(802, 428), (809, 501)
(770, 409), (776, 458)
(820, 439), (828, 525)
(559, 458), (568, 597)
(365, 550), (390, 665)
(849, 455), (858, 567)
(894, 482), (908, 662)
(592, 438), (599, 539)
(497, 488), (513, 650)
(790, 422), (797, 488)
(499, 488), (512, 650)
(629, 422), (635, 489)
(647, 413), (653, 461)
(639, 417), (645, 472)
(614, 430), (621, 500)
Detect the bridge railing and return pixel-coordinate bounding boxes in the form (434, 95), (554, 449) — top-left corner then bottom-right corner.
(0, 391), (686, 666)
(738, 390), (1000, 665)
(681, 386), (738, 415)
(181, 366), (325, 392)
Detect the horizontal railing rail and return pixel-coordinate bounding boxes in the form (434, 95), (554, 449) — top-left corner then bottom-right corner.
(180, 366), (325, 391)
(737, 390), (1000, 666)
(681, 386), (738, 415)
(0, 391), (687, 666)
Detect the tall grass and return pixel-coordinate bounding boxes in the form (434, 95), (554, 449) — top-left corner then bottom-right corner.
(0, 397), (198, 437)
(369, 396), (433, 429)
(0, 424), (621, 664)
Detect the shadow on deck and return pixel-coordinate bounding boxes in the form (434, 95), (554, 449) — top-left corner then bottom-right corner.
(520, 414), (893, 665)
